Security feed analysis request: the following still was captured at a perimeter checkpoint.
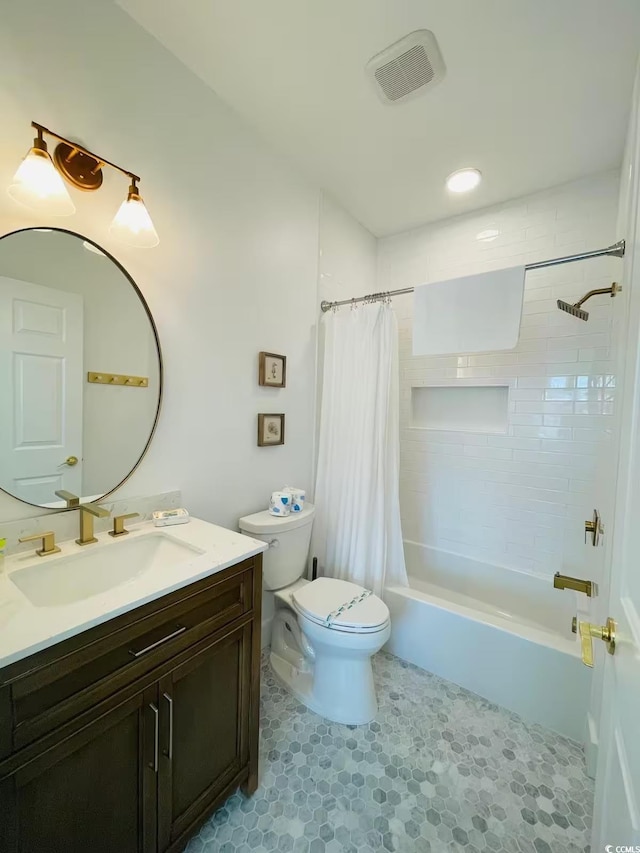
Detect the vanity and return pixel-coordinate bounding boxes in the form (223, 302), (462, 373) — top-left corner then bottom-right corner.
(0, 520), (266, 853)
(0, 227), (266, 850)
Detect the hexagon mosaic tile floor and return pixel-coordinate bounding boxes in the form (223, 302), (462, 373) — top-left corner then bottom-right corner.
(185, 651), (592, 853)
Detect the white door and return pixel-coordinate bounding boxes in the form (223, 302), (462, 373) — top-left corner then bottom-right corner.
(0, 276), (83, 505)
(591, 89), (640, 847)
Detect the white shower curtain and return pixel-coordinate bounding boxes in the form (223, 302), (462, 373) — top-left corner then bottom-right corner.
(312, 301), (408, 597)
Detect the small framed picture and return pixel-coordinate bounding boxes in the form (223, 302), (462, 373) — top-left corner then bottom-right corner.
(259, 352), (287, 388)
(257, 413), (285, 447)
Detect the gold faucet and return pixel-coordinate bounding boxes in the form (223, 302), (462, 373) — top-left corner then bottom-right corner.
(55, 489), (80, 508)
(76, 504), (111, 546)
(553, 572), (596, 597)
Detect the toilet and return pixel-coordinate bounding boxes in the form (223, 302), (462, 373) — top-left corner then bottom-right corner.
(238, 504), (390, 725)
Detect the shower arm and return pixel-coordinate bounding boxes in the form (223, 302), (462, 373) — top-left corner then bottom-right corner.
(572, 282), (620, 308)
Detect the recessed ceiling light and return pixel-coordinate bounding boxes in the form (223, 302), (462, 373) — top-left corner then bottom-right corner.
(446, 168), (482, 193)
(476, 228), (500, 242)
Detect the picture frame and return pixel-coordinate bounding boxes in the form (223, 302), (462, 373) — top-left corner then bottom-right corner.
(257, 413), (285, 447)
(259, 351), (287, 388)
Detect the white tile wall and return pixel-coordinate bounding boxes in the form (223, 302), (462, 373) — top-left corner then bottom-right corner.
(378, 172), (621, 580)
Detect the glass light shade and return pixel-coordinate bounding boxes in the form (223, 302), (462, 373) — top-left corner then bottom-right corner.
(109, 191), (159, 248)
(8, 147), (76, 215)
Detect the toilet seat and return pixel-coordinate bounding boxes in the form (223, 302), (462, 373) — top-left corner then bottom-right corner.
(292, 577), (389, 634)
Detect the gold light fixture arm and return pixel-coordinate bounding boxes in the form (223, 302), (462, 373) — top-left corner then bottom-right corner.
(31, 122), (140, 183)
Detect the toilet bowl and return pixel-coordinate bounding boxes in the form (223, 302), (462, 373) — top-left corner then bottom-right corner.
(238, 505), (390, 725)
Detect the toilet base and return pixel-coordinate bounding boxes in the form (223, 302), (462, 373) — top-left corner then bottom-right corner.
(270, 650), (381, 726)
(269, 607), (390, 726)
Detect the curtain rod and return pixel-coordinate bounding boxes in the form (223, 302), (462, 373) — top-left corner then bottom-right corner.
(319, 240), (626, 313)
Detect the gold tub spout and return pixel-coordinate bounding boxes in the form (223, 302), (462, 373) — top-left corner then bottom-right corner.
(553, 572), (596, 597)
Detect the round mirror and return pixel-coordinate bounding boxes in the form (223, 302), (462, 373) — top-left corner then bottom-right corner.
(0, 227), (162, 508)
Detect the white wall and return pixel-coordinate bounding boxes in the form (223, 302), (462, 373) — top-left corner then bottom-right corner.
(0, 0), (322, 527)
(378, 172), (621, 585)
(318, 194), (378, 305)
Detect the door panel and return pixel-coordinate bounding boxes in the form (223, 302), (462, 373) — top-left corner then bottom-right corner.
(0, 685), (157, 853)
(158, 624), (251, 851)
(0, 276), (83, 503)
(592, 68), (640, 847)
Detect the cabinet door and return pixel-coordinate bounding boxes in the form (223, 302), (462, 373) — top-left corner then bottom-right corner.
(0, 685), (158, 853)
(158, 623), (251, 852)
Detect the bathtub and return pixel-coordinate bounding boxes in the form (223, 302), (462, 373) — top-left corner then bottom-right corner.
(384, 542), (591, 742)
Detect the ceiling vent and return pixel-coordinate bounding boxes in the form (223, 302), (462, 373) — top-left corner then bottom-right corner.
(366, 30), (446, 104)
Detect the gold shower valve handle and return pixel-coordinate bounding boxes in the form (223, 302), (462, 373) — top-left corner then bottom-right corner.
(584, 509), (603, 546)
(572, 617), (616, 667)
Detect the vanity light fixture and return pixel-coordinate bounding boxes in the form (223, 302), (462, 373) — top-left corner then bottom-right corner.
(8, 122), (159, 248)
(109, 179), (159, 249)
(8, 126), (76, 216)
(446, 167), (482, 194)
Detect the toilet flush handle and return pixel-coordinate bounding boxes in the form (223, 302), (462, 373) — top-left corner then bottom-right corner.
(267, 538), (279, 549)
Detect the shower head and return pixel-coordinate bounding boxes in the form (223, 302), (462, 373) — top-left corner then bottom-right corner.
(557, 300), (589, 321)
(556, 281), (621, 322)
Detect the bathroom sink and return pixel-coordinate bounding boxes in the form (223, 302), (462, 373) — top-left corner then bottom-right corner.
(9, 533), (205, 608)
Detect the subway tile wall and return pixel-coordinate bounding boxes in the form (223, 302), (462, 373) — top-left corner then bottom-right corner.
(377, 172), (621, 580)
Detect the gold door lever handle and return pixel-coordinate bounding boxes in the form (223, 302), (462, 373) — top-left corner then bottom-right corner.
(572, 617), (616, 667)
(59, 456), (79, 467)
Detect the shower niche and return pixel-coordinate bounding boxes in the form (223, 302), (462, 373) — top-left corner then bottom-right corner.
(410, 384), (509, 434)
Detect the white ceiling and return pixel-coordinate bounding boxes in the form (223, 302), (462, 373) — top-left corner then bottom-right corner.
(118, 0), (640, 236)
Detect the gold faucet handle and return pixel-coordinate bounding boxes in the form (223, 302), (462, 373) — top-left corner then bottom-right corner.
(80, 504), (111, 518)
(18, 531), (61, 557)
(584, 509), (604, 546)
(55, 489), (80, 507)
(109, 512), (139, 538)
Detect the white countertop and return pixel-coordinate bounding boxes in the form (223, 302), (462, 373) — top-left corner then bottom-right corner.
(0, 518), (268, 670)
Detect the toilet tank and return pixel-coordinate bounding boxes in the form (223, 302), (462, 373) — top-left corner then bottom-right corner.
(238, 504), (315, 591)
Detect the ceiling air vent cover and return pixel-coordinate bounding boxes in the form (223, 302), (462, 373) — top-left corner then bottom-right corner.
(366, 29), (446, 104)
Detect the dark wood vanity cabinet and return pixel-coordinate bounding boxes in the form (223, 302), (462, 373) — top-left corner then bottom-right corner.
(0, 555), (262, 853)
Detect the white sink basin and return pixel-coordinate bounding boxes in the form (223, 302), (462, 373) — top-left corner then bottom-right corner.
(9, 533), (205, 608)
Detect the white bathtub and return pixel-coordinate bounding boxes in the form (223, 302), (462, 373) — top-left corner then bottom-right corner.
(384, 542), (591, 742)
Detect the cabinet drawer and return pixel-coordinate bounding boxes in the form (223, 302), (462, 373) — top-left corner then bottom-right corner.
(2, 559), (255, 754)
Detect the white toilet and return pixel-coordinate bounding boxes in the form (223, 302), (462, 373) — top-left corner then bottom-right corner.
(238, 504), (391, 725)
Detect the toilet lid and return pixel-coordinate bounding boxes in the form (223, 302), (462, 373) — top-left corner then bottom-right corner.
(292, 577), (389, 633)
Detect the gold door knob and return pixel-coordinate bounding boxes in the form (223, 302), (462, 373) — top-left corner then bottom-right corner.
(572, 617), (616, 667)
(63, 455), (79, 466)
